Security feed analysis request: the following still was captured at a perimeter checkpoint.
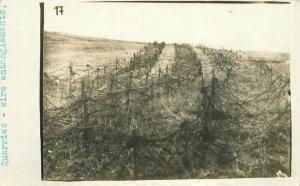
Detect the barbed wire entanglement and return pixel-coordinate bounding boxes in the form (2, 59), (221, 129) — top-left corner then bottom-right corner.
(43, 41), (290, 180)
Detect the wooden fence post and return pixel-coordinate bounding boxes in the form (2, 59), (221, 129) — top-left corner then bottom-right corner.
(115, 59), (118, 82)
(127, 60), (133, 124)
(166, 65), (169, 96)
(177, 72), (181, 88)
(103, 66), (107, 82)
(158, 68), (161, 80)
(81, 80), (89, 124)
(69, 64), (73, 98)
(110, 75), (115, 101)
(158, 68), (162, 96)
(186, 74), (189, 88)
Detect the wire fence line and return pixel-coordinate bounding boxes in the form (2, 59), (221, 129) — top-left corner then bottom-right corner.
(43, 42), (291, 180)
(43, 42), (210, 180)
(44, 44), (201, 112)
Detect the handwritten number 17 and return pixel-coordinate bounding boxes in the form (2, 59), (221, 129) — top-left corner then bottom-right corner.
(54, 6), (64, 16)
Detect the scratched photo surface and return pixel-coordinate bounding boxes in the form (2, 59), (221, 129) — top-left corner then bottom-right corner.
(42, 2), (291, 180)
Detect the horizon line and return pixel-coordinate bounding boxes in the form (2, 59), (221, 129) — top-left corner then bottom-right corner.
(45, 30), (290, 54)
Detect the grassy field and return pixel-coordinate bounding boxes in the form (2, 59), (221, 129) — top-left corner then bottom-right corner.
(44, 32), (145, 74)
(43, 32), (290, 180)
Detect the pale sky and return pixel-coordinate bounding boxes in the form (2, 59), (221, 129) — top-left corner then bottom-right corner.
(44, 2), (292, 52)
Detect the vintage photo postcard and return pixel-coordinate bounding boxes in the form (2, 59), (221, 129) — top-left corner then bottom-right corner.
(41, 1), (292, 181)
(1, 0), (300, 186)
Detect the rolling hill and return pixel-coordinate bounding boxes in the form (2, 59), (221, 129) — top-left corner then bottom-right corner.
(44, 32), (145, 74)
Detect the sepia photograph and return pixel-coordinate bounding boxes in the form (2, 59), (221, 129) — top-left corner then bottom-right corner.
(41, 2), (291, 181)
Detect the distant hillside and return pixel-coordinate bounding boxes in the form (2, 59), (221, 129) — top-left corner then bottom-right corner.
(44, 32), (290, 77)
(240, 50), (289, 62)
(44, 32), (146, 73)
